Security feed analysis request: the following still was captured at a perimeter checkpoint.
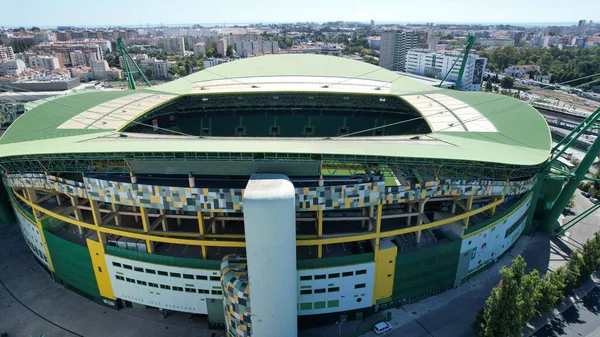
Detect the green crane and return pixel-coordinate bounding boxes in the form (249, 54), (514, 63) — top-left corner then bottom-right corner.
(117, 37), (151, 90)
(438, 35), (476, 91)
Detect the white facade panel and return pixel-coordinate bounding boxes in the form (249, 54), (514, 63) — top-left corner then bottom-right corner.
(460, 194), (532, 275)
(13, 207), (49, 268)
(297, 262), (375, 315)
(104, 255), (222, 314)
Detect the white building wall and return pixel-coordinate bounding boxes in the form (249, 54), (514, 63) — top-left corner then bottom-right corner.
(13, 207), (49, 268)
(297, 262), (375, 315)
(104, 255), (223, 314)
(460, 194), (532, 275)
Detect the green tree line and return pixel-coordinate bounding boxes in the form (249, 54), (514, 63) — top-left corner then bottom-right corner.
(473, 232), (600, 337)
(481, 46), (600, 88)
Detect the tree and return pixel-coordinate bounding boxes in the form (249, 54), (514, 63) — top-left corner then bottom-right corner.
(485, 79), (493, 92)
(31, 26), (41, 32)
(284, 37), (293, 48)
(567, 194), (576, 209)
(143, 67), (154, 80)
(501, 76), (515, 89)
(226, 45), (234, 58)
(536, 269), (566, 313)
(167, 66), (179, 77)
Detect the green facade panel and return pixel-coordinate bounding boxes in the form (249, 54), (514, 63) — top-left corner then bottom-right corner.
(105, 245), (221, 270)
(392, 240), (461, 303)
(43, 230), (100, 298)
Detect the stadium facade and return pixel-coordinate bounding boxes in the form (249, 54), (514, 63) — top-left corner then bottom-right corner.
(0, 55), (551, 336)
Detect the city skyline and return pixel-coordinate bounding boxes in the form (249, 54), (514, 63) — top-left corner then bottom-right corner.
(2, 0), (599, 28)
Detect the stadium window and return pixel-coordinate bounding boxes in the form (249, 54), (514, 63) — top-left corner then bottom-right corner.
(327, 300), (339, 308)
(300, 275), (312, 281)
(196, 275), (208, 280)
(112, 262), (122, 268)
(116, 275), (125, 281)
(149, 283), (159, 288)
(300, 303), (312, 310)
(173, 286), (183, 292)
(211, 290), (222, 295)
(183, 274), (194, 280)
(134, 267), (143, 272)
(160, 285), (171, 290)
(157, 271), (168, 276)
(209, 276), (220, 281)
(97, 266), (102, 273)
(199, 289), (209, 294)
(355, 283), (366, 289)
(126, 278), (135, 283)
(328, 273), (340, 279)
(356, 270), (367, 275)
(300, 289), (312, 295)
(314, 274), (326, 280)
(145, 269), (156, 274)
(185, 288), (197, 293)
(314, 301), (326, 309)
(122, 264), (132, 270)
(137, 280), (147, 286)
(328, 287), (340, 293)
(342, 271), (353, 277)
(170, 272), (181, 278)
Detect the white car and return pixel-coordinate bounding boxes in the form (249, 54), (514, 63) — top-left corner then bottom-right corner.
(591, 197), (599, 204)
(373, 321), (392, 335)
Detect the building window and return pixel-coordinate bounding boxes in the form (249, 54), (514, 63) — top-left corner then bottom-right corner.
(328, 273), (340, 279)
(196, 275), (208, 280)
(170, 273), (181, 278)
(126, 278), (135, 283)
(355, 269), (367, 275)
(210, 276), (220, 281)
(314, 301), (326, 309)
(137, 280), (147, 286)
(157, 271), (168, 276)
(149, 283), (159, 288)
(185, 288), (197, 293)
(314, 288), (326, 294)
(199, 289), (209, 294)
(116, 275), (125, 281)
(211, 290), (222, 295)
(300, 303), (312, 310)
(145, 269), (156, 274)
(328, 287), (340, 293)
(300, 289), (312, 295)
(183, 274), (194, 280)
(134, 267), (143, 272)
(342, 271), (353, 277)
(112, 262), (122, 267)
(327, 300), (339, 308)
(160, 284), (171, 290)
(123, 264), (132, 270)
(355, 283), (366, 289)
(314, 274), (326, 280)
(173, 286), (183, 292)
(300, 275), (312, 281)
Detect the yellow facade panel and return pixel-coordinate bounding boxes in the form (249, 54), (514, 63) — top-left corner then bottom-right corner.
(86, 238), (116, 300)
(372, 243), (397, 305)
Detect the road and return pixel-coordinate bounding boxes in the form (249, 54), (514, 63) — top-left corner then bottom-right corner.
(534, 287), (600, 337)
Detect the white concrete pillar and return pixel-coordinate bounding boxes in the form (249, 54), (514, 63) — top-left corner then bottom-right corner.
(243, 174), (297, 337)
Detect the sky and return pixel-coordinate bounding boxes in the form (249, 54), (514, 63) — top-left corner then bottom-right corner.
(2, 0), (599, 28)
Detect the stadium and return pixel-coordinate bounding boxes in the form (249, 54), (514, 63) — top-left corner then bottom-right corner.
(0, 54), (550, 336)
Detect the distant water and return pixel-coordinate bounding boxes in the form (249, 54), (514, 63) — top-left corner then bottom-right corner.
(23, 21), (580, 30)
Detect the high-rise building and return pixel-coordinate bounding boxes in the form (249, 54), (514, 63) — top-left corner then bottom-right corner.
(379, 30), (418, 72)
(69, 51), (86, 67)
(0, 59), (26, 76)
(217, 39), (227, 56)
(157, 37), (185, 56)
(513, 32), (526, 47)
(194, 42), (206, 57)
(0, 46), (15, 61)
(405, 49), (487, 91)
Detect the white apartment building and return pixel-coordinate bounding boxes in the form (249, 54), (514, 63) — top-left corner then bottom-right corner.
(0, 46), (15, 61)
(405, 49), (487, 91)
(153, 59), (177, 80)
(194, 42), (206, 57)
(379, 30), (418, 72)
(504, 65), (540, 78)
(69, 51), (86, 67)
(29, 55), (60, 70)
(203, 58), (232, 69)
(156, 37), (185, 56)
(0, 59), (27, 76)
(217, 39), (227, 56)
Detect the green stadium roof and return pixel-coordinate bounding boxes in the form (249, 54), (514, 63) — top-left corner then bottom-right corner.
(0, 54), (551, 166)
